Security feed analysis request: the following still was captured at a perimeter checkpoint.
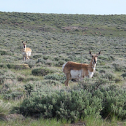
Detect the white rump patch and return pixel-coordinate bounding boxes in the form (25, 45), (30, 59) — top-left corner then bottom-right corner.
(70, 70), (82, 79)
(62, 62), (67, 72)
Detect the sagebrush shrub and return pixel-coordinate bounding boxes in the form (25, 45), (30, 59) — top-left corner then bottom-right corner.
(41, 80), (61, 85)
(113, 63), (126, 72)
(33, 55), (42, 59)
(3, 91), (23, 100)
(32, 67), (54, 76)
(36, 58), (46, 64)
(44, 73), (65, 83)
(55, 60), (65, 67)
(19, 89), (102, 123)
(16, 84), (126, 122)
(25, 60), (36, 68)
(99, 87), (126, 119)
(24, 83), (34, 96)
(7, 64), (29, 69)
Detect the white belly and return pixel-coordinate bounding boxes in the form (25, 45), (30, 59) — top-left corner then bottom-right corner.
(70, 70), (82, 79)
(22, 52), (31, 56)
(27, 52), (31, 56)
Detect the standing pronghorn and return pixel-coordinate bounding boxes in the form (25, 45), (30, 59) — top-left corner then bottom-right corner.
(62, 51), (101, 86)
(22, 41), (32, 61)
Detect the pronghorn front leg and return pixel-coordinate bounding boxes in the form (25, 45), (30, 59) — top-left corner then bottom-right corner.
(23, 56), (26, 61)
(26, 56), (29, 60)
(65, 73), (71, 86)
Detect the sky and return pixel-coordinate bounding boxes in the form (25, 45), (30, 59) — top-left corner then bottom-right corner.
(0, 0), (126, 15)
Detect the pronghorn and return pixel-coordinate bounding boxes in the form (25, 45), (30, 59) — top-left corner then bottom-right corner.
(22, 41), (32, 61)
(62, 51), (101, 86)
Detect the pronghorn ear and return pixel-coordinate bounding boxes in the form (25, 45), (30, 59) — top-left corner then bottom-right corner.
(97, 51), (101, 56)
(89, 51), (92, 55)
(89, 51), (92, 56)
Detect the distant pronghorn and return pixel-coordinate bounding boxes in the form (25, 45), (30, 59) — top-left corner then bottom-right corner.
(22, 41), (32, 61)
(62, 51), (101, 86)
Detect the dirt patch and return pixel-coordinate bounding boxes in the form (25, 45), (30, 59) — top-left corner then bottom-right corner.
(6, 114), (24, 121)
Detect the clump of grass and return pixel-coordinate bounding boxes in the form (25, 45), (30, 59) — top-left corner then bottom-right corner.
(84, 115), (125, 126)
(0, 117), (64, 126)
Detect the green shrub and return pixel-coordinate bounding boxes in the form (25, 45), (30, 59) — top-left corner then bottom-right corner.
(0, 50), (8, 55)
(44, 73), (65, 83)
(41, 80), (61, 85)
(45, 60), (54, 66)
(33, 55), (42, 59)
(0, 84), (11, 94)
(7, 64), (29, 69)
(0, 70), (16, 85)
(3, 92), (23, 100)
(114, 76), (123, 83)
(0, 72), (6, 85)
(17, 76), (25, 82)
(32, 67), (55, 76)
(54, 56), (59, 61)
(100, 87), (126, 120)
(55, 60), (65, 67)
(24, 83), (34, 95)
(114, 63), (126, 72)
(95, 78), (110, 87)
(99, 55), (115, 61)
(36, 58), (46, 64)
(0, 77), (4, 85)
(121, 73), (126, 78)
(16, 84), (126, 122)
(0, 64), (7, 69)
(19, 89), (102, 123)
(43, 55), (50, 60)
(25, 60), (36, 68)
(104, 73), (116, 81)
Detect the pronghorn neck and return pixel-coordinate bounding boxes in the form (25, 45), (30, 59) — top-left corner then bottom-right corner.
(88, 58), (96, 71)
(23, 44), (26, 51)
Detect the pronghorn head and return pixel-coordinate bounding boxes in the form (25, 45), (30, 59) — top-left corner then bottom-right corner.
(89, 51), (101, 66)
(22, 41), (27, 49)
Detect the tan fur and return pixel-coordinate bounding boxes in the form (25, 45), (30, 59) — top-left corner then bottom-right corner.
(63, 51), (101, 86)
(22, 41), (32, 61)
(24, 48), (32, 52)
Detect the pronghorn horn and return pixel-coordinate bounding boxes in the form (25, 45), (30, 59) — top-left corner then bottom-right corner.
(22, 41), (24, 43)
(26, 41), (27, 43)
